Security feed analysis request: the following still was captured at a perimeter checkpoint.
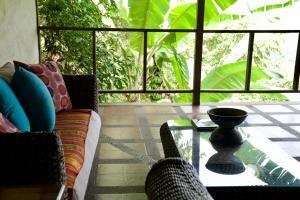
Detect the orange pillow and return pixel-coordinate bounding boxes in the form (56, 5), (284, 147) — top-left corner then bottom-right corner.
(14, 61), (72, 112)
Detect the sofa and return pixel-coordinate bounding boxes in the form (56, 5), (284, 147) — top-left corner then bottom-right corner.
(0, 71), (101, 200)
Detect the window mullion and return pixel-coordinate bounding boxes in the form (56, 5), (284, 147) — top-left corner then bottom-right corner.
(293, 33), (300, 91)
(245, 32), (255, 91)
(192, 0), (206, 106)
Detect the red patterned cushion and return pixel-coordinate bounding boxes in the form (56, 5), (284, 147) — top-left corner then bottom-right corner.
(0, 112), (20, 133)
(14, 61), (72, 112)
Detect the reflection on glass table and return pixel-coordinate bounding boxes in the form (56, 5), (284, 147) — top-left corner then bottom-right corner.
(205, 143), (245, 175)
(166, 120), (300, 187)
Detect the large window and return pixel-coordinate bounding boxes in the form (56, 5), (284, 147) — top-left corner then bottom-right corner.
(37, 0), (300, 104)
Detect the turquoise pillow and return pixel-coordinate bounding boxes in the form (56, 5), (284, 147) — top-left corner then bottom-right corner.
(0, 78), (30, 132)
(11, 67), (55, 132)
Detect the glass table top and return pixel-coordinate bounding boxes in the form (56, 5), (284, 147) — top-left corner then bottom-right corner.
(167, 120), (300, 187)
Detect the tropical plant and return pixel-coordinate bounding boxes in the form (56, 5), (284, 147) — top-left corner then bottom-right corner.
(38, 0), (137, 102)
(38, 0), (296, 103)
(121, 0), (292, 103)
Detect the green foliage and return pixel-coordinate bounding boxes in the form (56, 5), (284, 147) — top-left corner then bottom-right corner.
(38, 0), (292, 104)
(200, 61), (287, 102)
(39, 0), (134, 102)
(128, 0), (169, 58)
(168, 3), (196, 29)
(39, 0), (104, 74)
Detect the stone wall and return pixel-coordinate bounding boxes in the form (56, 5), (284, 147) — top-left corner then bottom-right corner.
(0, 0), (39, 66)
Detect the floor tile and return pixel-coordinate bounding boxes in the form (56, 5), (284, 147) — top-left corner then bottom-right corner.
(253, 105), (293, 113)
(95, 194), (123, 200)
(95, 193), (147, 200)
(102, 115), (139, 125)
(125, 174), (147, 185)
(102, 106), (136, 114)
(124, 164), (150, 174)
(97, 164), (149, 175)
(123, 193), (147, 200)
(156, 142), (164, 159)
(96, 174), (126, 186)
(97, 164), (123, 175)
(96, 163), (149, 186)
(270, 114), (300, 124)
(146, 115), (181, 125)
(180, 106), (210, 114)
(217, 105), (255, 113)
(94, 172), (147, 187)
(290, 105), (300, 111)
(187, 114), (209, 120)
(150, 127), (160, 139)
(243, 126), (297, 138)
(291, 126), (300, 133)
(274, 141), (300, 157)
(143, 106), (176, 113)
(245, 114), (272, 124)
(99, 143), (147, 159)
(101, 127), (142, 139)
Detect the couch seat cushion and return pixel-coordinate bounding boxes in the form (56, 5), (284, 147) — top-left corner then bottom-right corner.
(55, 109), (92, 189)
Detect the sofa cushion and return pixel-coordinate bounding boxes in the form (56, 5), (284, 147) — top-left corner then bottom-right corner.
(55, 109), (92, 189)
(14, 61), (72, 112)
(0, 62), (15, 83)
(11, 67), (55, 132)
(0, 112), (20, 133)
(0, 78), (30, 132)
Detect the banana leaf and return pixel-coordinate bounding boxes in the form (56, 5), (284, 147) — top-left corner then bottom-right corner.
(200, 61), (287, 102)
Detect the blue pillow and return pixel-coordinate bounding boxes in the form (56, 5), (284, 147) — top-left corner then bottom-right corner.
(0, 78), (30, 132)
(11, 67), (55, 132)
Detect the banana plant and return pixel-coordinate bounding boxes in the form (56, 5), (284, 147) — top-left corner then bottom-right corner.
(122, 0), (237, 88)
(200, 61), (287, 102)
(119, 0), (290, 103)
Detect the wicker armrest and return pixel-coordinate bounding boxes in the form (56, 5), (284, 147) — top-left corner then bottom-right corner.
(145, 158), (213, 200)
(160, 122), (181, 158)
(0, 132), (66, 187)
(63, 75), (98, 112)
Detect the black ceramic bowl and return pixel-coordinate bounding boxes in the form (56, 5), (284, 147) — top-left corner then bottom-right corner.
(207, 108), (247, 128)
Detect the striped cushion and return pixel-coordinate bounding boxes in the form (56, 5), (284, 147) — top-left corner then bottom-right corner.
(55, 109), (92, 189)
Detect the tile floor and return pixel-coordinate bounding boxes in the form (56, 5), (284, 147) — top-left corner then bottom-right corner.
(85, 103), (300, 200)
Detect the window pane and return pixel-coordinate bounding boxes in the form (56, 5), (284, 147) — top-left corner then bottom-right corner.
(201, 33), (249, 90)
(250, 33), (298, 90)
(97, 31), (143, 90)
(204, 1), (300, 30)
(146, 32), (195, 91)
(40, 30), (92, 75)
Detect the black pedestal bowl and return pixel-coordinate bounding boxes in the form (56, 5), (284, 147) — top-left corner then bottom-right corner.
(208, 108), (248, 147)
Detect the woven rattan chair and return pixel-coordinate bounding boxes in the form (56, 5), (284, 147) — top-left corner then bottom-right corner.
(145, 157), (214, 200)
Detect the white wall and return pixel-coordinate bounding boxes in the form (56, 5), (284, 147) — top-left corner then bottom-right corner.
(0, 0), (39, 66)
